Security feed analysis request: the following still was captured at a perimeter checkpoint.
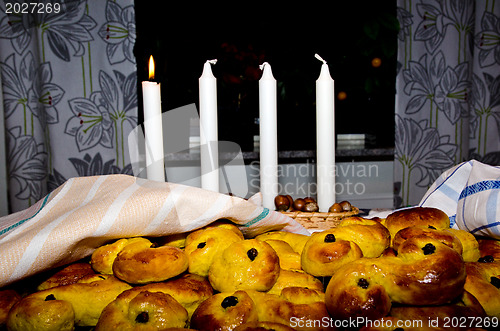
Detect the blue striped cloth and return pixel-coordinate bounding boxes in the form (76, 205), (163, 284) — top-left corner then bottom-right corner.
(419, 160), (500, 239)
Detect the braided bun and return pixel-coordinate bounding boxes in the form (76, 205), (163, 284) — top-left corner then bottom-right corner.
(325, 236), (466, 320)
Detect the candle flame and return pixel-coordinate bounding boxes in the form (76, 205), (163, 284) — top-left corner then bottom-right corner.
(148, 55), (155, 80)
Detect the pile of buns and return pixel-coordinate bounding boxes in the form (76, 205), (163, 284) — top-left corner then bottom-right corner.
(1, 207), (499, 330)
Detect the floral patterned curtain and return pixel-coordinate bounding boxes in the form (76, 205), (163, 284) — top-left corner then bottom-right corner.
(395, 0), (500, 207)
(0, 0), (137, 213)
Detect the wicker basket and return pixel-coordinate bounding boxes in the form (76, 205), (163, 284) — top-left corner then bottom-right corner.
(281, 207), (360, 231)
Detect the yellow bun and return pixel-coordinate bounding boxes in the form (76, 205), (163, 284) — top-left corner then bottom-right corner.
(389, 291), (486, 324)
(112, 273), (212, 318)
(448, 228), (481, 262)
(254, 231), (309, 255)
(384, 207), (450, 241)
(7, 296), (75, 331)
(335, 216), (391, 257)
(325, 236), (466, 321)
(11, 274), (131, 327)
(208, 239), (280, 292)
(184, 226), (243, 277)
(266, 269), (323, 296)
(247, 290), (331, 330)
(112, 240), (188, 284)
(464, 239), (500, 317)
(191, 290), (258, 331)
(301, 230), (363, 277)
(37, 262), (96, 290)
(392, 226), (463, 255)
(95, 290), (188, 330)
(263, 239), (302, 270)
(91, 237), (151, 274)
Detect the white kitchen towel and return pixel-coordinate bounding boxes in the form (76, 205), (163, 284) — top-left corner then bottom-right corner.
(0, 174), (308, 287)
(419, 159), (500, 239)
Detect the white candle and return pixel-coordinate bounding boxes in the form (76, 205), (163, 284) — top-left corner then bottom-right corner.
(142, 55), (165, 182)
(199, 59), (219, 192)
(315, 54), (335, 212)
(259, 62), (278, 209)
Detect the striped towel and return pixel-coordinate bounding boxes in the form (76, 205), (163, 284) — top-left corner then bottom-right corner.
(0, 175), (308, 287)
(419, 159), (500, 239)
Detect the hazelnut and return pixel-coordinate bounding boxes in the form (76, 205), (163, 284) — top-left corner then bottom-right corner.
(285, 195), (294, 208)
(339, 200), (352, 212)
(274, 195), (291, 211)
(293, 198), (306, 212)
(304, 202), (319, 212)
(329, 203), (343, 213)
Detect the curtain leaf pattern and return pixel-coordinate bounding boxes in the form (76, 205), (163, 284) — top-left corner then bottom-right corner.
(396, 0), (500, 207)
(0, 0), (137, 213)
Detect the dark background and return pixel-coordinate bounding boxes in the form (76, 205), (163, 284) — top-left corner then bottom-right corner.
(134, 2), (398, 152)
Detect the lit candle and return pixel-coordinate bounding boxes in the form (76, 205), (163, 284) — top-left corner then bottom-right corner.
(142, 55), (165, 181)
(259, 62), (278, 209)
(199, 59), (219, 192)
(315, 54), (335, 212)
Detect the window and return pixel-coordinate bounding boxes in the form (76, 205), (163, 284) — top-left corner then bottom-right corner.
(135, 2), (398, 153)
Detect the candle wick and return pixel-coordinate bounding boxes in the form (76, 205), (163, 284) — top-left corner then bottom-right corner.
(259, 62), (269, 70)
(207, 59), (217, 65)
(315, 53), (327, 64)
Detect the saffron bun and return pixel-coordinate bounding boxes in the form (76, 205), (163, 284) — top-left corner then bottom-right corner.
(266, 269), (323, 296)
(392, 226), (463, 255)
(8, 274), (131, 327)
(191, 219), (245, 240)
(262, 239), (302, 270)
(388, 291), (486, 324)
(247, 290), (331, 331)
(90, 237), (151, 275)
(108, 273), (212, 319)
(7, 295), (75, 331)
(191, 290), (259, 331)
(334, 216), (391, 257)
(208, 239), (280, 292)
(300, 230), (363, 277)
(325, 236), (466, 321)
(184, 226), (243, 277)
(95, 290), (188, 330)
(300, 217), (390, 277)
(464, 238), (500, 317)
(254, 231), (310, 255)
(383, 207), (450, 241)
(112, 240), (188, 284)
(364, 291), (486, 330)
(0, 289), (21, 326)
(448, 228), (481, 262)
(37, 262), (96, 290)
